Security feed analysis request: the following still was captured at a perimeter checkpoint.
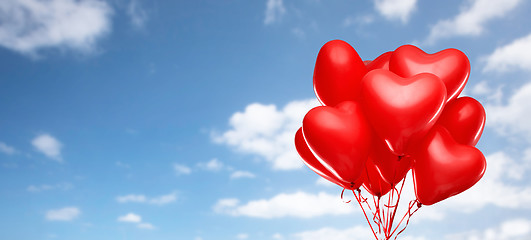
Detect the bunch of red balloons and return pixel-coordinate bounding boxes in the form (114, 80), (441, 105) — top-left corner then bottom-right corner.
(295, 40), (486, 208)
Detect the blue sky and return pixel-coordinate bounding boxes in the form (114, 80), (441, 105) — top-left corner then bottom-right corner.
(1, 0), (531, 239)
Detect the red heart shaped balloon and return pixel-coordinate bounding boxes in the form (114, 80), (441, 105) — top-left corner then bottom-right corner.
(437, 97), (486, 146)
(362, 158), (392, 197)
(360, 69), (447, 155)
(389, 45), (470, 102)
(302, 101), (372, 184)
(365, 51), (393, 71)
(369, 135), (412, 186)
(313, 40), (367, 106)
(412, 125), (486, 205)
(294, 128), (356, 189)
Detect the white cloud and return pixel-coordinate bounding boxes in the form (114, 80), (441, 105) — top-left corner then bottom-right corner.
(174, 163), (191, 175)
(198, 158), (224, 171)
(293, 226), (372, 240)
(31, 134), (63, 162)
(213, 191), (355, 219)
(293, 225), (426, 240)
(117, 213), (141, 223)
(46, 207), (80, 221)
(27, 183), (73, 192)
(116, 194), (147, 203)
(0, 142), (16, 155)
(115, 161), (131, 168)
(264, 0), (286, 25)
(343, 15), (374, 27)
(486, 82), (531, 140)
(230, 171), (256, 179)
(116, 192), (177, 205)
(272, 233), (284, 239)
(467, 81), (503, 104)
(293, 225), (425, 240)
(127, 0), (148, 29)
(0, 0), (113, 57)
(118, 213), (156, 229)
(425, 0), (522, 44)
(373, 0), (417, 23)
(149, 192), (177, 205)
(483, 33), (531, 72)
(137, 222), (155, 230)
(291, 28), (305, 39)
(445, 218), (531, 240)
(236, 233), (249, 239)
(470, 81), (491, 96)
(315, 178), (336, 188)
(213, 99), (319, 170)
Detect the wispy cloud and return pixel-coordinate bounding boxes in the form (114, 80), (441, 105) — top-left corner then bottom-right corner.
(174, 163), (191, 175)
(424, 0), (522, 45)
(486, 82), (531, 140)
(343, 15), (374, 27)
(46, 207), (81, 221)
(117, 212), (155, 230)
(0, 142), (16, 155)
(373, 0), (417, 24)
(213, 191), (355, 218)
(213, 99), (319, 170)
(230, 171), (256, 179)
(197, 158), (224, 171)
(118, 213), (141, 223)
(137, 222), (155, 230)
(315, 178), (336, 188)
(264, 0), (286, 25)
(294, 225), (426, 240)
(149, 192), (177, 205)
(483, 33), (531, 72)
(127, 0), (148, 29)
(0, 0), (113, 57)
(236, 233), (249, 239)
(445, 218), (531, 240)
(31, 134), (63, 162)
(116, 192), (177, 205)
(293, 225), (379, 240)
(27, 183), (73, 193)
(115, 161), (131, 169)
(116, 194), (147, 203)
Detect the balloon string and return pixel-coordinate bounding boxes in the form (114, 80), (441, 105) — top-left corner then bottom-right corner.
(357, 189), (381, 233)
(372, 195), (383, 234)
(388, 177), (406, 236)
(385, 187), (392, 239)
(340, 188), (352, 203)
(391, 199), (421, 239)
(358, 189), (373, 212)
(353, 190), (379, 240)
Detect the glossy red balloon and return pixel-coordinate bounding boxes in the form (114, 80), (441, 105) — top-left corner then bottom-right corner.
(412, 125), (486, 205)
(437, 97), (486, 146)
(294, 128), (356, 189)
(365, 51), (392, 71)
(369, 135), (412, 186)
(362, 158), (392, 197)
(390, 45), (470, 102)
(360, 69), (447, 155)
(313, 40), (367, 106)
(302, 101), (372, 184)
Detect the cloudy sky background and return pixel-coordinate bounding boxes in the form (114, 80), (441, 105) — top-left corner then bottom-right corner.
(1, 0), (531, 239)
